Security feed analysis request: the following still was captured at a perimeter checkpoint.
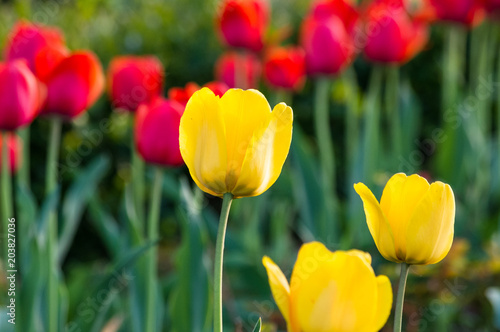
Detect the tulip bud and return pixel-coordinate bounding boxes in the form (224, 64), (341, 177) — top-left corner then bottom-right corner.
(355, 173), (456, 265)
(179, 88), (292, 198)
(135, 98), (184, 167)
(38, 50), (105, 119)
(263, 46), (306, 91)
(363, 0), (429, 64)
(0, 134), (22, 174)
(107, 56), (164, 112)
(428, 0), (485, 26)
(300, 0), (359, 76)
(215, 52), (261, 89)
(263, 242), (392, 332)
(218, 0), (269, 52)
(4, 20), (65, 73)
(0, 60), (43, 130)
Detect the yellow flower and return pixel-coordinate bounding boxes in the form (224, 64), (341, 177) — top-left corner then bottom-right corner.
(354, 173), (455, 265)
(262, 242), (392, 332)
(179, 88), (293, 198)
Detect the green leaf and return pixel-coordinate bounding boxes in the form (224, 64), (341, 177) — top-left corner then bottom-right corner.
(289, 127), (322, 242)
(58, 155), (111, 264)
(252, 318), (262, 332)
(15, 184), (38, 273)
(169, 180), (211, 332)
(66, 240), (157, 332)
(88, 197), (121, 258)
(36, 187), (61, 249)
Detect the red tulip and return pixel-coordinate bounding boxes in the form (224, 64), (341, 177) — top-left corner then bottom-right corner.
(485, 0), (500, 15)
(0, 60), (44, 130)
(4, 20), (65, 73)
(0, 133), (22, 174)
(300, 0), (359, 76)
(218, 0), (269, 52)
(428, 0), (485, 26)
(36, 50), (105, 119)
(363, 0), (429, 64)
(215, 52), (261, 88)
(203, 81), (229, 97)
(135, 98), (184, 167)
(263, 46), (306, 91)
(107, 56), (164, 112)
(168, 82), (200, 107)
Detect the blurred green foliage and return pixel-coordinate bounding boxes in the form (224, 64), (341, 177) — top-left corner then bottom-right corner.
(0, 0), (499, 331)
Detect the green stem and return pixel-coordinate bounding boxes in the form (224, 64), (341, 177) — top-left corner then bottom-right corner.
(394, 263), (410, 332)
(363, 67), (383, 186)
(214, 192), (233, 332)
(314, 77), (338, 240)
(130, 114), (145, 224)
(17, 127), (30, 188)
(46, 118), (62, 332)
(385, 65), (402, 164)
(1, 132), (13, 276)
(145, 167), (164, 332)
(342, 67), (359, 170)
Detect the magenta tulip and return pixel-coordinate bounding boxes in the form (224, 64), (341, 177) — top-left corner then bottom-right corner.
(4, 20), (65, 73)
(107, 56), (164, 112)
(0, 60), (43, 130)
(135, 98), (184, 167)
(300, 0), (359, 76)
(37, 50), (105, 119)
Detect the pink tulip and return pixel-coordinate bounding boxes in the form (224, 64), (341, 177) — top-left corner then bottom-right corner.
(135, 98), (184, 167)
(363, 0), (429, 64)
(0, 60), (44, 130)
(300, 0), (359, 76)
(4, 20), (65, 73)
(107, 56), (164, 112)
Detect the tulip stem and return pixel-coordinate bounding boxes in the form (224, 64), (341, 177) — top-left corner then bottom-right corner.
(362, 67), (383, 187)
(46, 117), (62, 332)
(130, 114), (145, 223)
(145, 167), (164, 332)
(214, 192), (234, 332)
(18, 127), (30, 188)
(1, 132), (13, 278)
(394, 263), (410, 332)
(314, 77), (338, 241)
(385, 65), (402, 164)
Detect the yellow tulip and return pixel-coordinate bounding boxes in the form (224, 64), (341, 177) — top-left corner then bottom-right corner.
(262, 242), (392, 332)
(354, 173), (455, 265)
(179, 87), (293, 198)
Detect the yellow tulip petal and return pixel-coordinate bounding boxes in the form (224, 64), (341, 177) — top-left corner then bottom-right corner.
(219, 89), (272, 191)
(179, 87), (227, 196)
(231, 102), (293, 197)
(354, 183), (398, 262)
(345, 249), (372, 268)
(404, 182), (455, 264)
(262, 256), (291, 326)
(380, 173), (430, 258)
(292, 250), (378, 332)
(373, 275), (393, 331)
